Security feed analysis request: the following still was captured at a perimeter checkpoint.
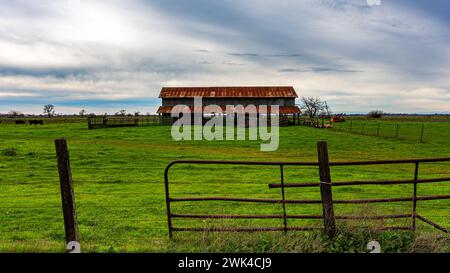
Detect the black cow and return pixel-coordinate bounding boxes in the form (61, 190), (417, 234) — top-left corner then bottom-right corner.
(15, 120), (26, 125)
(29, 120), (44, 125)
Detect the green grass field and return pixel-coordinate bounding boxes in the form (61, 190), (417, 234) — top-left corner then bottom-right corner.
(0, 118), (449, 252)
(330, 116), (450, 144)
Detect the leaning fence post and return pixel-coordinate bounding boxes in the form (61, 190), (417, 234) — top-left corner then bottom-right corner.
(317, 141), (336, 239)
(55, 139), (79, 250)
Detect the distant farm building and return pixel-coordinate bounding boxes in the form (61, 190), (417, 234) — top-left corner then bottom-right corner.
(156, 86), (301, 125)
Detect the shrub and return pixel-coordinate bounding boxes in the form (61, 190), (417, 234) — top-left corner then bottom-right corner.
(368, 110), (384, 118)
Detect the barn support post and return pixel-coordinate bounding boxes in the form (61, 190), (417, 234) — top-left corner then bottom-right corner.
(55, 139), (79, 249)
(317, 141), (336, 239)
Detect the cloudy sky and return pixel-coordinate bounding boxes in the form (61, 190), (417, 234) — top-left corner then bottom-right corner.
(0, 0), (449, 114)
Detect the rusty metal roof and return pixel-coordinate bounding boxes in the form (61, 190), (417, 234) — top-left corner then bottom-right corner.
(159, 86), (298, 98)
(157, 106), (301, 114)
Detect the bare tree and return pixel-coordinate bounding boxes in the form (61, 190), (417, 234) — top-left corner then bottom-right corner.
(8, 110), (23, 118)
(368, 110), (384, 118)
(79, 109), (86, 117)
(300, 97), (325, 119)
(43, 104), (55, 118)
(115, 110), (127, 116)
(320, 101), (332, 117)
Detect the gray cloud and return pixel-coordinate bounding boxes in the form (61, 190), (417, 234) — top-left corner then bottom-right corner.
(309, 67), (363, 73)
(198, 60), (213, 65)
(278, 67), (363, 73)
(222, 61), (246, 66)
(278, 68), (308, 73)
(227, 53), (260, 57)
(228, 52), (303, 58)
(0, 66), (92, 78)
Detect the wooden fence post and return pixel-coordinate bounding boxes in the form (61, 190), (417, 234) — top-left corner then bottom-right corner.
(395, 124), (399, 138)
(349, 121), (353, 132)
(377, 122), (380, 137)
(317, 141), (336, 239)
(55, 139), (79, 248)
(420, 124), (424, 143)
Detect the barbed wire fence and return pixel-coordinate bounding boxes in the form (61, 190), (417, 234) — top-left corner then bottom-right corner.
(331, 121), (427, 142)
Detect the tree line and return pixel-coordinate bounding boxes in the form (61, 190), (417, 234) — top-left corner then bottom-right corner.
(4, 105), (149, 118)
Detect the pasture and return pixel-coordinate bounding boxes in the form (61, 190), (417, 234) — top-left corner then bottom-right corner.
(0, 117), (449, 252)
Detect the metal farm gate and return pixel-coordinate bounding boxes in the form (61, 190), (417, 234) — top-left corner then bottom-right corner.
(164, 141), (450, 238)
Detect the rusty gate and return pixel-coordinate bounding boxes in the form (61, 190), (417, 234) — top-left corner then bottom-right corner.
(164, 142), (450, 238)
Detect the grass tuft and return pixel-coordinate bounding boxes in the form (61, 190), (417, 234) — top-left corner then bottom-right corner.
(2, 148), (18, 156)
